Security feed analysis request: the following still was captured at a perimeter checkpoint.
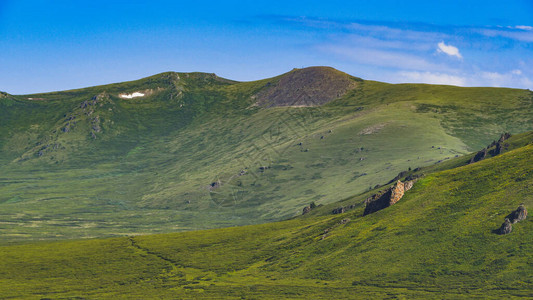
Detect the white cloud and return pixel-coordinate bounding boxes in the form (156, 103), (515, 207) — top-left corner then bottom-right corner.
(477, 70), (533, 89)
(319, 45), (453, 72)
(437, 42), (462, 59)
(480, 28), (533, 42)
(397, 71), (466, 86)
(515, 25), (533, 30)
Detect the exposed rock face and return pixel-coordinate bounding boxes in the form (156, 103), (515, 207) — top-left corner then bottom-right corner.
(507, 204), (527, 224)
(491, 133), (511, 155)
(499, 132), (512, 143)
(389, 180), (405, 205)
(470, 148), (487, 164)
(302, 206), (311, 215)
(403, 180), (414, 191)
(364, 180), (414, 216)
(498, 218), (513, 235)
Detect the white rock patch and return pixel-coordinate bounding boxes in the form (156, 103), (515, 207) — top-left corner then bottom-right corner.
(119, 92), (145, 99)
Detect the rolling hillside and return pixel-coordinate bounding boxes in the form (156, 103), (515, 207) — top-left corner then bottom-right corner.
(1, 67), (533, 242)
(0, 132), (531, 299)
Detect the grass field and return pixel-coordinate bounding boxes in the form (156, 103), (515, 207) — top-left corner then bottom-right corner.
(0, 134), (531, 299)
(1, 67), (532, 242)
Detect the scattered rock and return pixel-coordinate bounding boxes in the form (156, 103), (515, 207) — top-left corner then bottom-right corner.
(498, 218), (512, 235)
(339, 218), (350, 224)
(405, 173), (422, 181)
(332, 207), (345, 214)
(209, 180), (221, 190)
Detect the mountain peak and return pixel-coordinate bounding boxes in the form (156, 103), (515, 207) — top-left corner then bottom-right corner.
(254, 66), (361, 107)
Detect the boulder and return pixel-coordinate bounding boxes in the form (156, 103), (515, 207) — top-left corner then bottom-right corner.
(302, 206), (311, 215)
(508, 204), (527, 224)
(498, 218), (512, 235)
(403, 180), (414, 191)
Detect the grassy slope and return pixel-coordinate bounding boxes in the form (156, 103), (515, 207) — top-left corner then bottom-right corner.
(0, 137), (531, 299)
(1, 69), (532, 242)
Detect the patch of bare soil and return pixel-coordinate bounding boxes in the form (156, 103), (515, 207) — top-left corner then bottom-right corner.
(255, 66), (359, 107)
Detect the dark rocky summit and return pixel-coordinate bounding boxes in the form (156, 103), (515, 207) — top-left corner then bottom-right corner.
(254, 67), (359, 107)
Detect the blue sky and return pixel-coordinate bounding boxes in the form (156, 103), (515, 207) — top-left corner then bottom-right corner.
(1, 0), (532, 94)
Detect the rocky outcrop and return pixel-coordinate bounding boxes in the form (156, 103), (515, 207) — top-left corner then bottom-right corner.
(507, 204), (527, 224)
(403, 180), (414, 191)
(471, 133), (512, 164)
(332, 207), (345, 214)
(498, 218), (512, 235)
(497, 204), (527, 235)
(470, 148), (487, 164)
(490, 133), (511, 156)
(363, 180), (414, 216)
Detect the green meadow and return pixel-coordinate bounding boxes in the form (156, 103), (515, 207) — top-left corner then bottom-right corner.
(0, 133), (531, 298)
(1, 67), (532, 243)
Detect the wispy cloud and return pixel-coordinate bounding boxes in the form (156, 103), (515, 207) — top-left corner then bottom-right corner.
(514, 25), (532, 30)
(397, 71), (466, 86)
(437, 42), (462, 59)
(479, 28), (533, 42)
(476, 70), (533, 88)
(256, 15), (533, 89)
(319, 45), (451, 72)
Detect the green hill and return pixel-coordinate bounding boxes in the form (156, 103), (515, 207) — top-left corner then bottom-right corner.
(1, 67), (533, 242)
(0, 132), (531, 299)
